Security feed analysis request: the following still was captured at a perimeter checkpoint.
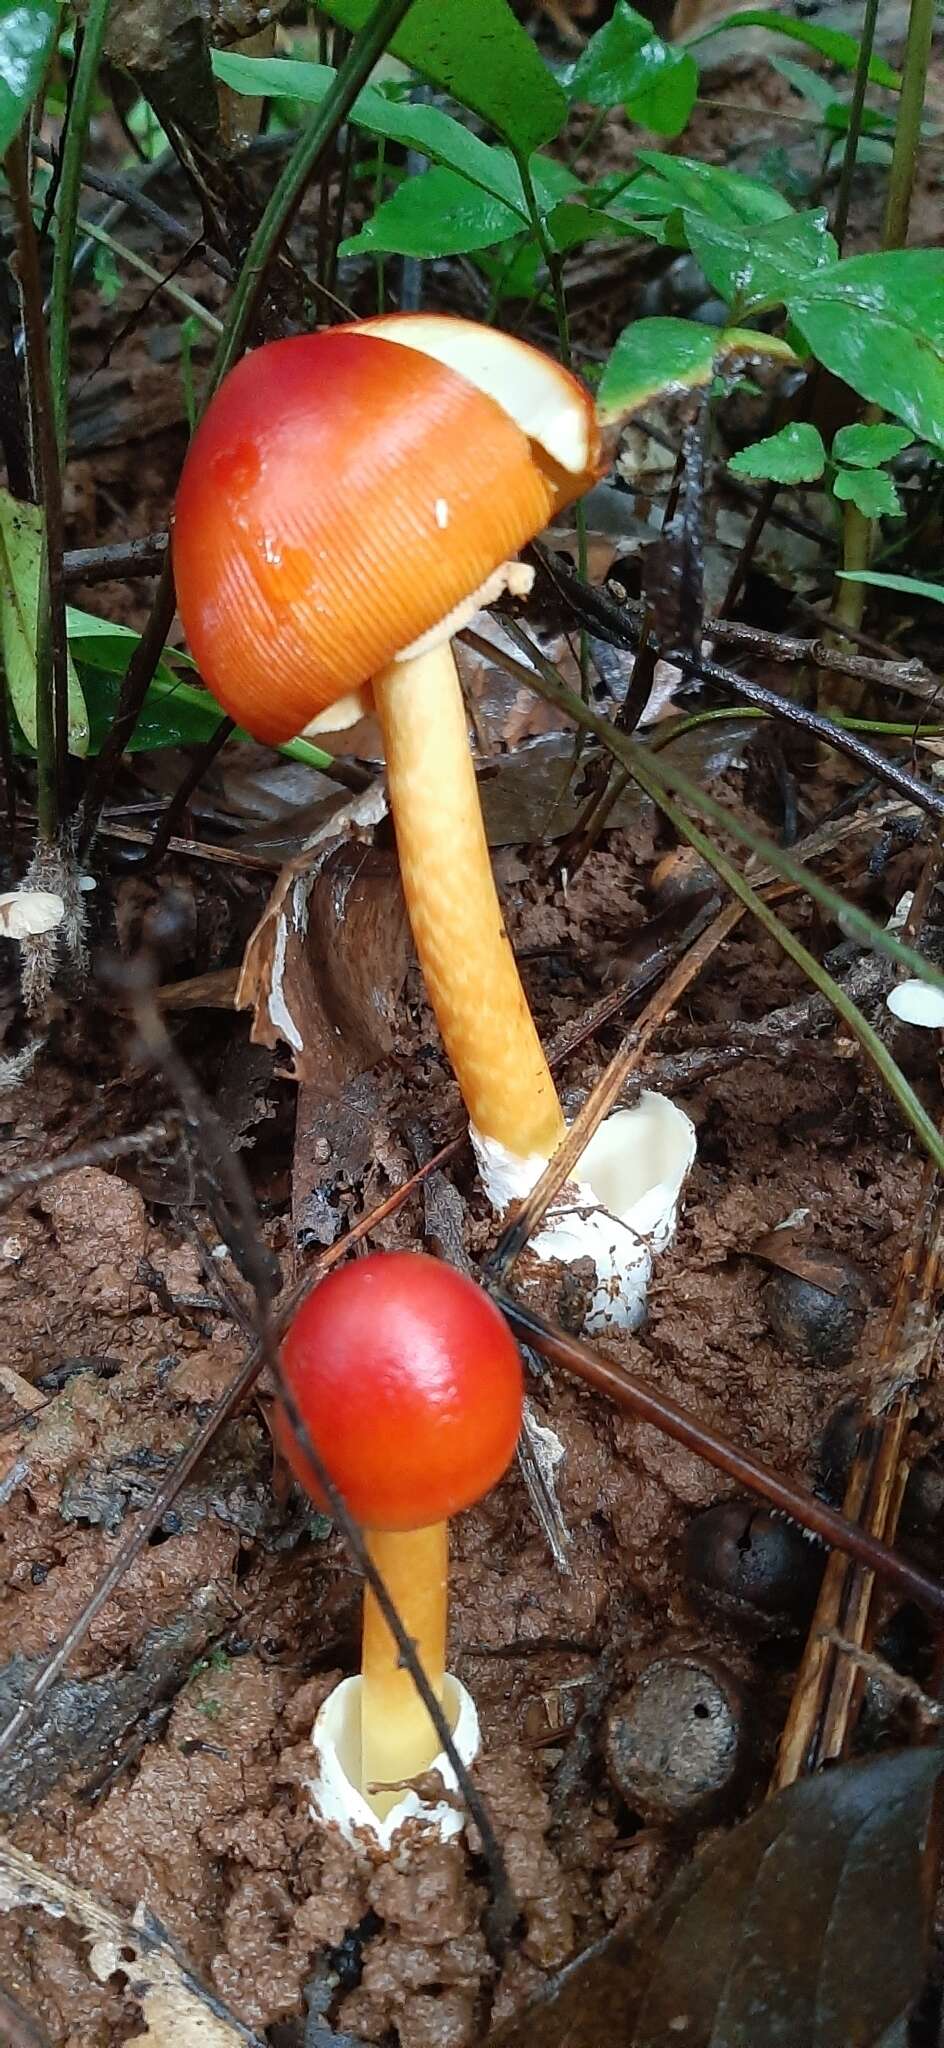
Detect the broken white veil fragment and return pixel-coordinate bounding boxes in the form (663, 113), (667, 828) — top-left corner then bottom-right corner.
(473, 1093), (697, 1331)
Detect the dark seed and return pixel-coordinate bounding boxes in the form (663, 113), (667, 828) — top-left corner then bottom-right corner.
(605, 1653), (750, 1825)
(763, 1251), (867, 1368)
(683, 1499), (825, 1636)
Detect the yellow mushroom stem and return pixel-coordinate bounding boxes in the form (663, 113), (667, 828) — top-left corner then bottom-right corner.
(373, 642), (566, 1161)
(361, 1523), (448, 1821)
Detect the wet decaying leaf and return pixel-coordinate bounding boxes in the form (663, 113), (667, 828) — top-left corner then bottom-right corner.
(750, 1228), (864, 1299)
(236, 785), (411, 1089)
(489, 1747), (943, 2048)
(0, 1602), (229, 1816)
(0, 1838), (262, 2045)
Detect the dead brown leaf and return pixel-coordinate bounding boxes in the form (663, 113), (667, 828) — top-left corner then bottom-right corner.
(236, 785), (411, 1091)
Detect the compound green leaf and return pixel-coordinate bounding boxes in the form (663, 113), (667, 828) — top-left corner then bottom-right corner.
(729, 421), (826, 483)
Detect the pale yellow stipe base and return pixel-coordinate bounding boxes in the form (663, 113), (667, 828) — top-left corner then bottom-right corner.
(361, 1523), (448, 1821)
(374, 643), (566, 1160)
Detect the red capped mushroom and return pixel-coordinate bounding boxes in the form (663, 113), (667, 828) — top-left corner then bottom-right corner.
(275, 1250), (523, 1820)
(173, 315), (602, 1167)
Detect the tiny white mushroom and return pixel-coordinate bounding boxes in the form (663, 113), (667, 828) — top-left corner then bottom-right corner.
(887, 979), (944, 1028)
(0, 890), (65, 939)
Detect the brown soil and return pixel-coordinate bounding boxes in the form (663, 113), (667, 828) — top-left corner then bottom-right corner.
(0, 822), (932, 2045)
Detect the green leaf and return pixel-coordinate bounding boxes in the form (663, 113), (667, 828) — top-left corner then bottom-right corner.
(772, 55), (894, 134)
(838, 569), (944, 603)
(471, 235), (545, 302)
(597, 317), (720, 423)
(341, 165), (523, 257)
(625, 47), (697, 136)
(729, 421), (826, 483)
(685, 207), (836, 310)
(569, 1), (697, 137)
(316, 0), (566, 149)
(65, 605), (186, 693)
(0, 493), (89, 756)
(0, 0), (57, 157)
(832, 422), (912, 466)
(546, 199), (645, 254)
(75, 664), (334, 770)
(833, 465), (903, 518)
(78, 666), (224, 755)
(788, 250), (944, 453)
(598, 319), (796, 424)
(212, 53), (530, 213)
(625, 151), (794, 228)
(690, 7), (901, 89)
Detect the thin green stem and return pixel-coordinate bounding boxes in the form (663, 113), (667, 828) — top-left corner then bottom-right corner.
(75, 215), (223, 332)
(483, 630), (944, 1173)
(5, 135), (66, 842)
(48, 0), (114, 464)
(628, 761), (944, 1177)
(831, 0), (935, 640)
(834, 492), (873, 639)
(652, 705), (944, 744)
(209, 0), (416, 397)
(883, 0), (935, 250)
(513, 146), (591, 691)
(831, 0), (881, 252)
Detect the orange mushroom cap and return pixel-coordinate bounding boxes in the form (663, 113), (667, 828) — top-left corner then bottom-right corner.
(273, 1251), (524, 1531)
(172, 316), (602, 744)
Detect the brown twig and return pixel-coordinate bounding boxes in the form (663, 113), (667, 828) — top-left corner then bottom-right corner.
(62, 530), (169, 586)
(31, 137), (233, 279)
(141, 716), (236, 870)
(524, 554), (944, 822)
(495, 1293), (944, 1624)
(0, 1117), (176, 1211)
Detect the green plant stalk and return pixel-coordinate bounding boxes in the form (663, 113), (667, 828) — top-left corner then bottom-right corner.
(833, 492), (873, 639)
(495, 635), (944, 1171)
(513, 146), (591, 692)
(4, 135), (65, 842)
(883, 0), (935, 250)
(833, 0), (935, 640)
(48, 0), (115, 464)
(210, 0), (417, 397)
(831, 0), (881, 254)
(654, 705), (944, 743)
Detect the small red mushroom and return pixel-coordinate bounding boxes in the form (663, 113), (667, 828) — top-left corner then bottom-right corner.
(274, 1251), (523, 1819)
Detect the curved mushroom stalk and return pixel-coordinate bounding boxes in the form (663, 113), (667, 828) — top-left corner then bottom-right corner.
(374, 643), (565, 1160)
(474, 1094), (697, 1332)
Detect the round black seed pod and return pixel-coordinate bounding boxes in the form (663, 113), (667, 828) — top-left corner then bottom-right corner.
(763, 1250), (867, 1369)
(682, 1500), (825, 1637)
(605, 1653), (750, 1825)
